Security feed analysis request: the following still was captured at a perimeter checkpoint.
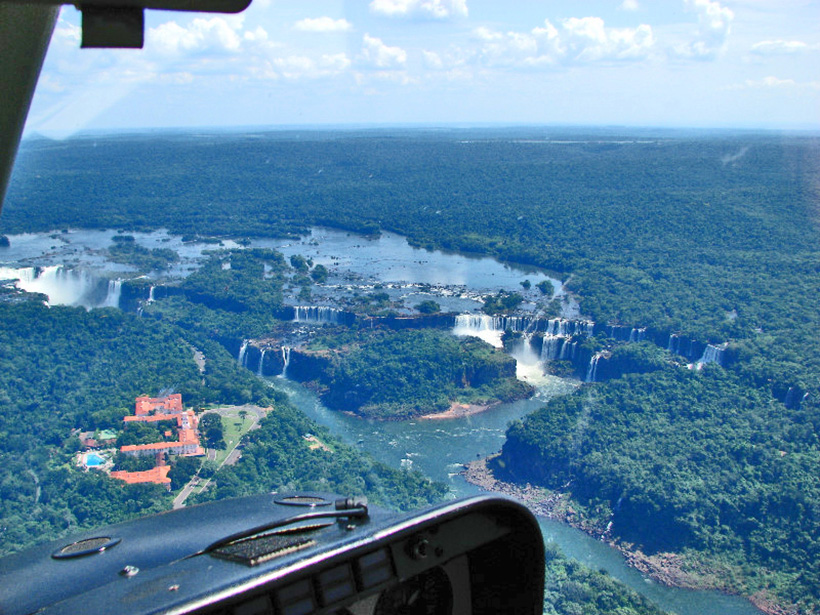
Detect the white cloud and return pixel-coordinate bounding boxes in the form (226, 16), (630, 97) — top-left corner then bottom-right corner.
(52, 18), (81, 45)
(562, 17), (654, 61)
(360, 34), (407, 68)
(674, 0), (733, 60)
(244, 27), (269, 43)
(619, 0), (640, 11)
(369, 0), (468, 20)
(471, 17), (654, 69)
(750, 40), (819, 55)
(293, 17), (353, 33)
(272, 53), (351, 79)
(147, 17), (245, 56)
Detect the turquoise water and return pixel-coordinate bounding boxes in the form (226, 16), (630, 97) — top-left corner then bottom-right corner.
(84, 453), (104, 467)
(268, 377), (764, 615)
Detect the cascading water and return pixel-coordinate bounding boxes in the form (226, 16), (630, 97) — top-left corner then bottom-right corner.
(237, 340), (249, 367)
(560, 340), (578, 361)
(511, 333), (551, 385)
(293, 306), (343, 325)
(697, 344), (724, 366)
(257, 349), (267, 377)
(452, 314), (505, 348)
(628, 327), (646, 343)
(148, 286), (156, 302)
(586, 353), (602, 383)
(101, 279), (122, 308)
(540, 335), (565, 361)
(545, 318), (571, 336)
(280, 346), (291, 378)
(0, 265), (122, 309)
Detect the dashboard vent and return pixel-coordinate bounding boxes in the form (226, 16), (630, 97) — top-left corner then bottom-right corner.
(52, 536), (121, 559)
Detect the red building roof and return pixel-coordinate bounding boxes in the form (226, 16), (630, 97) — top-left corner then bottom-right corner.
(110, 465), (171, 485)
(135, 393), (183, 416)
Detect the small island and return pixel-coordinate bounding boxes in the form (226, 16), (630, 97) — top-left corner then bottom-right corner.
(284, 328), (534, 420)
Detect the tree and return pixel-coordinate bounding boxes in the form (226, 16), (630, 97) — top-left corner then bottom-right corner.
(415, 300), (441, 314)
(310, 264), (329, 283)
(290, 254), (309, 272)
(536, 280), (553, 297)
(200, 413), (225, 450)
(169, 456), (200, 490)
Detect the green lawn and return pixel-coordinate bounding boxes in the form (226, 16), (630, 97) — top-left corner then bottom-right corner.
(212, 411), (256, 467)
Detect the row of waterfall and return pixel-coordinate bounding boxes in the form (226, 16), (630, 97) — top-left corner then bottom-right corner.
(236, 341), (292, 378)
(0, 265), (122, 309)
(453, 314), (594, 337)
(234, 310), (727, 386)
(293, 306), (350, 325)
(452, 312), (727, 383)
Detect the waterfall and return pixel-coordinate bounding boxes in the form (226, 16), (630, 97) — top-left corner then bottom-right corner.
(280, 346), (291, 378)
(294, 306), (344, 325)
(586, 353), (602, 383)
(238, 340), (249, 367)
(257, 349), (267, 377)
(148, 286), (156, 303)
(545, 318), (571, 336)
(1, 265), (127, 309)
(667, 333), (679, 353)
(540, 335), (565, 361)
(628, 327), (646, 343)
(697, 344), (724, 366)
(453, 313), (596, 346)
(560, 340), (577, 361)
(452, 314), (504, 348)
(102, 279), (122, 308)
(510, 333), (540, 366)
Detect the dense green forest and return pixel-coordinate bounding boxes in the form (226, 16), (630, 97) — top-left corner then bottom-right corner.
(0, 299), (443, 557)
(2, 129), (819, 611)
(542, 544), (666, 615)
(5, 130), (818, 388)
(191, 399), (447, 509)
(496, 365), (820, 612)
(294, 329), (533, 418)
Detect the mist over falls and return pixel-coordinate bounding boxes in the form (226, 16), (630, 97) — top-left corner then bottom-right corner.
(0, 235), (728, 389)
(0, 265), (122, 309)
(231, 307), (727, 387)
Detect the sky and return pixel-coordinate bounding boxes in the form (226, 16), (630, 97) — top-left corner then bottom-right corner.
(24, 0), (820, 135)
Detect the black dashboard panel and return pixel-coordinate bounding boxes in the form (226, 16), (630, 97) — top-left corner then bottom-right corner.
(0, 493), (544, 615)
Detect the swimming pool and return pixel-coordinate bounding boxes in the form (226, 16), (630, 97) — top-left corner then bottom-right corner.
(84, 453), (105, 467)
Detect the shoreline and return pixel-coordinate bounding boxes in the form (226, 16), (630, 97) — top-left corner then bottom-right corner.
(418, 401), (499, 420)
(462, 456), (789, 615)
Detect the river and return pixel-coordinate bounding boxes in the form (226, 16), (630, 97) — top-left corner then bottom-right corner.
(268, 376), (763, 615)
(1, 227), (763, 613)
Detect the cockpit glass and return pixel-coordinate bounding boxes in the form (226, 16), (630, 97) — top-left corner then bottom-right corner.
(1, 1), (818, 614)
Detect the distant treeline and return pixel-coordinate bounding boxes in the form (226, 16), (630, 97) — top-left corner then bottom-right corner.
(4, 129), (820, 611)
(6, 131), (819, 384)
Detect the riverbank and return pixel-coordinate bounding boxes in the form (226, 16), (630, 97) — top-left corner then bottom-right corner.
(419, 401), (498, 420)
(462, 456), (787, 615)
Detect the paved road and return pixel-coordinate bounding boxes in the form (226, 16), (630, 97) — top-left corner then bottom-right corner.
(172, 404), (269, 509)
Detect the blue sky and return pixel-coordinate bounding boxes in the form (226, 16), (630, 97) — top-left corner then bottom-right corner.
(25, 0), (820, 134)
